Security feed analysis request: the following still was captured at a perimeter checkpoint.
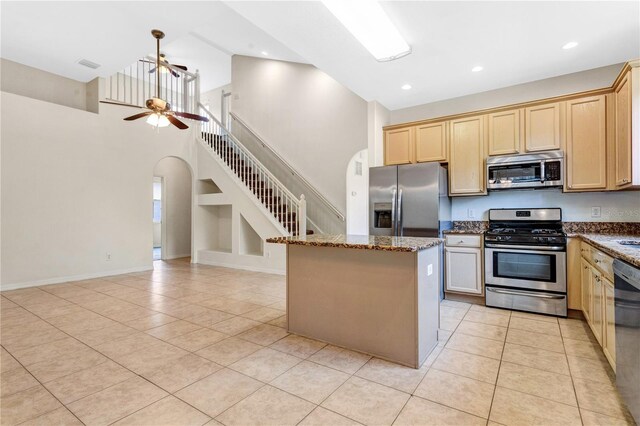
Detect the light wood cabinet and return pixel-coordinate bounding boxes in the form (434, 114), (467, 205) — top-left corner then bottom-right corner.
(590, 267), (604, 345)
(384, 127), (413, 165)
(525, 102), (561, 152)
(415, 121), (448, 162)
(615, 71), (632, 187)
(449, 116), (486, 195)
(566, 238), (582, 310)
(565, 95), (607, 191)
(603, 277), (616, 370)
(581, 258), (592, 322)
(445, 247), (482, 295)
(488, 109), (522, 156)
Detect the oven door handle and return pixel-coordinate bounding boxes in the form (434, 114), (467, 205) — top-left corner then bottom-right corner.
(486, 287), (566, 299)
(485, 243), (565, 251)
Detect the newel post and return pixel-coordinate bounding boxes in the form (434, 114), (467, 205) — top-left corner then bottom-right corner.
(299, 195), (307, 237)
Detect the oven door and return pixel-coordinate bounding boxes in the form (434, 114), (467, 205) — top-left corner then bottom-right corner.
(485, 244), (567, 292)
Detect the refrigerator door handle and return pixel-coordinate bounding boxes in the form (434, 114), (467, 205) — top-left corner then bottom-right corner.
(391, 188), (397, 235)
(397, 189), (403, 237)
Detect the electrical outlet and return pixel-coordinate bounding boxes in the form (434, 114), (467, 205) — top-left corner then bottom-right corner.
(427, 264), (433, 276)
(591, 206), (601, 218)
(467, 209), (475, 218)
(266, 251), (271, 258)
(105, 253), (112, 262)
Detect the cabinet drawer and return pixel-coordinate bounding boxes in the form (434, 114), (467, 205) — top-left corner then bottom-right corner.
(591, 249), (614, 281)
(580, 242), (592, 258)
(446, 235), (482, 248)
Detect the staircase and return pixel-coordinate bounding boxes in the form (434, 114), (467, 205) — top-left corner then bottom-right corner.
(198, 105), (310, 236)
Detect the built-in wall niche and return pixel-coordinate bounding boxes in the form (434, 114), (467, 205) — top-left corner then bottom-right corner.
(198, 178), (222, 195)
(200, 205), (232, 253)
(239, 214), (264, 256)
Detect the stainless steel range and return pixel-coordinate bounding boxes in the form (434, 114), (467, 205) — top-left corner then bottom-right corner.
(484, 208), (567, 317)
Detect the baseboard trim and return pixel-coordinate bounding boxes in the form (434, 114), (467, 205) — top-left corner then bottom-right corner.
(162, 253), (191, 260)
(0, 266), (153, 292)
(197, 259), (285, 275)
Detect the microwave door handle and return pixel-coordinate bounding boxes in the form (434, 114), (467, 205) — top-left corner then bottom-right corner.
(540, 161), (545, 183)
(391, 188), (397, 235)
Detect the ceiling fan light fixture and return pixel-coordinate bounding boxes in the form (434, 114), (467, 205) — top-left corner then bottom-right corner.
(147, 113), (170, 128)
(322, 0), (411, 62)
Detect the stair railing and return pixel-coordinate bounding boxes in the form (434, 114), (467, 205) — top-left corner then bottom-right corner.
(198, 103), (306, 237)
(104, 57), (199, 114)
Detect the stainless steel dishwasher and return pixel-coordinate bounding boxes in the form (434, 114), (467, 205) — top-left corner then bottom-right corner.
(614, 258), (640, 424)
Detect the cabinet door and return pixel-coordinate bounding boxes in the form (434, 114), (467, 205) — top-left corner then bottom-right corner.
(590, 268), (604, 345)
(566, 95), (607, 190)
(603, 278), (616, 370)
(415, 122), (448, 162)
(581, 258), (592, 322)
(525, 103), (561, 152)
(449, 116), (486, 195)
(385, 128), (413, 165)
(488, 109), (521, 156)
(615, 72), (632, 187)
(445, 247), (482, 294)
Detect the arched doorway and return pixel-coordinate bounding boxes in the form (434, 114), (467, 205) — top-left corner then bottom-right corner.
(346, 149), (369, 235)
(153, 157), (192, 261)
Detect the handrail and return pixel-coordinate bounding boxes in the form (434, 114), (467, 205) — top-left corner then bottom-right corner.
(229, 111), (345, 222)
(198, 103), (306, 236)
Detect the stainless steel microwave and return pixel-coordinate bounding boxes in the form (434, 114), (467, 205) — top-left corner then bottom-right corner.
(486, 151), (564, 190)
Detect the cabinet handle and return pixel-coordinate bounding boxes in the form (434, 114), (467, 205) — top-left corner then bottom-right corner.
(622, 178), (629, 183)
(594, 259), (601, 264)
(595, 276), (601, 282)
(458, 240), (465, 244)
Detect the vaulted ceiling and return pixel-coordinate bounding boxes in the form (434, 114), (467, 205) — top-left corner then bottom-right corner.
(2, 1), (638, 110)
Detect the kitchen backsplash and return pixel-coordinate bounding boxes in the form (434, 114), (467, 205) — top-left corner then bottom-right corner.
(450, 221), (640, 235)
(451, 189), (640, 222)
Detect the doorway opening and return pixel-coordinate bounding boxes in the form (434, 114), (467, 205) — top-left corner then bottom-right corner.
(153, 177), (163, 260)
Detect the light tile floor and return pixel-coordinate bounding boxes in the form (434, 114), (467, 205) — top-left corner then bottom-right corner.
(0, 259), (635, 425)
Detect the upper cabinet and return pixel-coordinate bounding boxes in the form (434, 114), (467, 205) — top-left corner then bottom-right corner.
(384, 127), (414, 165)
(415, 121), (448, 162)
(449, 116), (486, 195)
(565, 95), (607, 191)
(615, 71), (632, 187)
(525, 102), (562, 152)
(488, 109), (522, 156)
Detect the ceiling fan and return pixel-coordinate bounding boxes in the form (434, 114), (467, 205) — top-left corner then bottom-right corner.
(147, 53), (187, 78)
(100, 29), (208, 130)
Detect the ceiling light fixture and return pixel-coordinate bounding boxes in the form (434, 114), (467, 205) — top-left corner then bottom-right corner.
(401, 84), (412, 90)
(562, 41), (578, 50)
(322, 0), (411, 62)
(261, 51), (269, 56)
(471, 66), (484, 72)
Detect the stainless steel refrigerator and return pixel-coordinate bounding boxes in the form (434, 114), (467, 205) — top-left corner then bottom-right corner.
(369, 162), (451, 237)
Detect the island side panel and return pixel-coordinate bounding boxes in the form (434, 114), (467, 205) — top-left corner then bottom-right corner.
(286, 244), (418, 367)
(416, 246), (440, 366)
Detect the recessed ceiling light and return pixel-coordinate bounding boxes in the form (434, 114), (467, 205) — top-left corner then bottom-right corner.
(401, 84), (412, 90)
(77, 58), (101, 69)
(471, 66), (483, 72)
(562, 41), (578, 50)
(322, 0), (411, 62)
(261, 51), (269, 56)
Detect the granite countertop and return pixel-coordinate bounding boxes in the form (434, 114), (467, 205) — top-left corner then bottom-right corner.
(573, 233), (640, 268)
(442, 229), (484, 235)
(266, 234), (443, 252)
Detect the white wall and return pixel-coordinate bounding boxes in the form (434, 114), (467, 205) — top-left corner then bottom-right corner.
(230, 55), (368, 214)
(367, 101), (389, 167)
(389, 63), (624, 125)
(346, 149), (369, 235)
(200, 83), (232, 121)
(1, 91), (198, 289)
(452, 190), (640, 222)
(154, 157), (192, 259)
(1, 58), (90, 111)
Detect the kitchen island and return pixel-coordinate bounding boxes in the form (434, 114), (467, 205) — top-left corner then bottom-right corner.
(266, 234), (443, 368)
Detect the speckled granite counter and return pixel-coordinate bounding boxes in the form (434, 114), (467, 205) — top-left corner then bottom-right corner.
(443, 221), (488, 234)
(573, 234), (640, 268)
(267, 234), (443, 252)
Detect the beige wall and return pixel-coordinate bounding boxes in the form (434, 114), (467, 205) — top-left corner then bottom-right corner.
(200, 83), (232, 121)
(154, 157), (193, 259)
(389, 63), (625, 125)
(1, 58), (91, 111)
(230, 55), (368, 213)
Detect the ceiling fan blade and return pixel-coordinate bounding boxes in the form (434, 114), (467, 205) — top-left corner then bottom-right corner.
(100, 100), (144, 109)
(167, 115), (189, 129)
(173, 111), (210, 122)
(174, 64), (188, 71)
(170, 69), (180, 78)
(148, 67), (157, 74)
(124, 111), (153, 121)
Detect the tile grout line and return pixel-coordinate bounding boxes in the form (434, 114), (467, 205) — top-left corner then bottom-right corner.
(485, 309), (511, 425)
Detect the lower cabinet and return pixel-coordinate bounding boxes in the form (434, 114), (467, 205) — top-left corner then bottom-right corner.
(580, 243), (616, 370)
(444, 234), (483, 295)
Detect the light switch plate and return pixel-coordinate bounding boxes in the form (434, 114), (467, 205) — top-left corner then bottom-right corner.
(427, 264), (433, 276)
(467, 209), (475, 218)
(591, 206), (601, 218)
